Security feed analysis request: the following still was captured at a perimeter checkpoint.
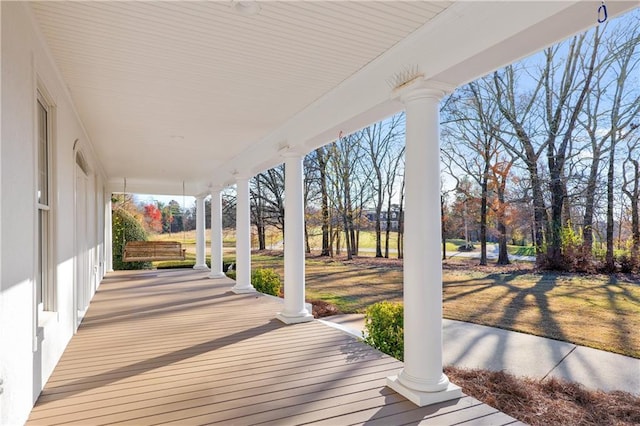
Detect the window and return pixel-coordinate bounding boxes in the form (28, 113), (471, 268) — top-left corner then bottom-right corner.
(36, 92), (54, 312)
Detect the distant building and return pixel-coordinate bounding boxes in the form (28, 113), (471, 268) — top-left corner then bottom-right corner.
(364, 206), (403, 231)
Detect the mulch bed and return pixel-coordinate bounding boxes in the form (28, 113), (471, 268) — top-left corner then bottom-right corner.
(308, 299), (341, 317)
(446, 367), (640, 426)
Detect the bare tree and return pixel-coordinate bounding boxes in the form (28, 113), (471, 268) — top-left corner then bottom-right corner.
(539, 31), (601, 268)
(363, 113), (405, 257)
(442, 80), (509, 265)
(326, 133), (368, 259)
(602, 24), (640, 270)
(384, 141), (405, 258)
(251, 165), (285, 250)
(397, 169), (405, 259)
(490, 157), (515, 265)
(491, 64), (549, 263)
(303, 153), (320, 253)
(622, 130), (640, 267)
(311, 147), (332, 256)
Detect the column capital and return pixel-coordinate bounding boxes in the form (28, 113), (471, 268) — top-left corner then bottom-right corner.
(279, 145), (305, 159)
(392, 79), (455, 104)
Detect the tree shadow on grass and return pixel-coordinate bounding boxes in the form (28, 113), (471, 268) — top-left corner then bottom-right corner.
(604, 275), (639, 357)
(444, 271), (574, 373)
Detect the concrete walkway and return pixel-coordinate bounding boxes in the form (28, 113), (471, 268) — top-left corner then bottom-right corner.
(320, 314), (640, 396)
(445, 243), (536, 262)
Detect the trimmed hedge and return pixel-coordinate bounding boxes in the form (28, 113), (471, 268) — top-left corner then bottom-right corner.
(112, 208), (152, 270)
(251, 268), (281, 296)
(363, 301), (404, 361)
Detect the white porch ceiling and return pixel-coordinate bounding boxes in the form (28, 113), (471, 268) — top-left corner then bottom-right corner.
(29, 1), (639, 196)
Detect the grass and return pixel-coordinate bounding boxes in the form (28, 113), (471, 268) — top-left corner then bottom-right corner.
(145, 230), (639, 357)
(507, 244), (536, 256)
(306, 228), (400, 252)
(251, 252), (404, 313)
(149, 229), (237, 245)
(441, 258), (639, 358)
(248, 251), (640, 359)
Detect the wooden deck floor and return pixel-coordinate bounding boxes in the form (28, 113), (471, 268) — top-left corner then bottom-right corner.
(28, 269), (521, 425)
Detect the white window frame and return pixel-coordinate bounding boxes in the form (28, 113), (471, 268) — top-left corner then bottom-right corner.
(36, 86), (56, 317)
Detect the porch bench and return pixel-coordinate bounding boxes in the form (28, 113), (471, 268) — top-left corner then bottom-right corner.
(123, 241), (186, 262)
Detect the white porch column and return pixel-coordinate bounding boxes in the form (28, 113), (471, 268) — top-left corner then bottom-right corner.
(208, 187), (226, 279)
(194, 195), (209, 270)
(105, 195), (113, 272)
(386, 80), (462, 406)
(231, 175), (256, 293)
(276, 151), (313, 324)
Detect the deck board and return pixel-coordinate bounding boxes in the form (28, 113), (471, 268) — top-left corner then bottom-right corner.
(27, 269), (520, 425)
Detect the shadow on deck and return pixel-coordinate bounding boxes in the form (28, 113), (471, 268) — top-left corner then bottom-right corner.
(28, 269), (519, 425)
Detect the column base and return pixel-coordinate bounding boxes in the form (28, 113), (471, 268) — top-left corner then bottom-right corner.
(193, 264), (210, 271)
(276, 311), (314, 325)
(231, 284), (256, 294)
(387, 375), (462, 407)
(208, 271), (227, 279)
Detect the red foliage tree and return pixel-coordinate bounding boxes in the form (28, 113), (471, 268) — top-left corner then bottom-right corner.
(143, 204), (163, 233)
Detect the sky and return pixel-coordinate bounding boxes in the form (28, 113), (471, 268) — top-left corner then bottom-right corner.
(135, 194), (195, 209)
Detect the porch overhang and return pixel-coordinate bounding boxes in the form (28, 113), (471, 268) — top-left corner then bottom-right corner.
(28, 0), (639, 196)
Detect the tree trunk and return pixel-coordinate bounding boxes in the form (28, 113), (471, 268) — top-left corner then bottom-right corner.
(496, 181), (511, 265)
(606, 142), (617, 271)
(316, 147), (331, 256)
(304, 220), (311, 254)
(343, 211), (353, 260)
(349, 226), (357, 257)
(547, 175), (565, 267)
(479, 155), (489, 266)
(531, 165), (548, 263)
(328, 221), (334, 257)
(582, 148), (601, 255)
(492, 69), (547, 263)
(623, 148), (640, 269)
(374, 182), (383, 258)
(632, 204), (640, 269)
(397, 172), (405, 259)
(632, 189), (640, 269)
(257, 223), (266, 250)
(441, 194), (447, 261)
(384, 196), (393, 258)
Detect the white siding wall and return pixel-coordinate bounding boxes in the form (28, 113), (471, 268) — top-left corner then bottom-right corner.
(0, 3), (107, 424)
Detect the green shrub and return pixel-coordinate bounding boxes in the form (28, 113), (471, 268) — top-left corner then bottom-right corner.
(112, 208), (152, 270)
(251, 268), (281, 296)
(363, 301), (404, 361)
(226, 270), (237, 280)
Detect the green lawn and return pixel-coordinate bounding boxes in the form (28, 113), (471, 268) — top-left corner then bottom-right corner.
(507, 245), (536, 256)
(146, 229), (639, 358)
(250, 253), (640, 359)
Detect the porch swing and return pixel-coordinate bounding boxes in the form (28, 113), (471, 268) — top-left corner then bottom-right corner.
(121, 178), (187, 262)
